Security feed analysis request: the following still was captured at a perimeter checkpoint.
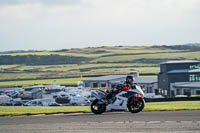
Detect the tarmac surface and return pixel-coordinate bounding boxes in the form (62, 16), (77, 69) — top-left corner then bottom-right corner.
(0, 110), (200, 133)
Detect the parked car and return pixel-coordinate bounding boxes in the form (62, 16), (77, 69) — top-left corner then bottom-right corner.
(0, 95), (12, 105)
(12, 101), (24, 106)
(24, 100), (43, 106)
(2, 102), (13, 106)
(48, 102), (61, 106)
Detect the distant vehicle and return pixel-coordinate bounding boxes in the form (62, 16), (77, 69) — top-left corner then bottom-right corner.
(12, 101), (24, 106)
(3, 90), (20, 98)
(3, 100), (25, 106)
(24, 98), (56, 106)
(24, 100), (43, 106)
(3, 102), (13, 106)
(1, 83), (92, 106)
(39, 98), (55, 106)
(0, 95), (12, 105)
(22, 85), (44, 100)
(55, 97), (70, 104)
(70, 95), (90, 106)
(48, 102), (61, 106)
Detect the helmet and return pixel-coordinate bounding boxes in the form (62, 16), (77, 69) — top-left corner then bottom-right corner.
(126, 75), (134, 84)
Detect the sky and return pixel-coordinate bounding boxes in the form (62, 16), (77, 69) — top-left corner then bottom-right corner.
(0, 0), (200, 51)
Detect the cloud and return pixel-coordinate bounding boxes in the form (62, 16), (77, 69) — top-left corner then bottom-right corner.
(0, 0), (80, 6)
(0, 0), (200, 51)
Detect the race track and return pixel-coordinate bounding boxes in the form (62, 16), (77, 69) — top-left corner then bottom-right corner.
(0, 110), (200, 133)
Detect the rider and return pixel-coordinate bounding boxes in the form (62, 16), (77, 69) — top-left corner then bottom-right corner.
(106, 75), (136, 102)
(123, 75), (136, 90)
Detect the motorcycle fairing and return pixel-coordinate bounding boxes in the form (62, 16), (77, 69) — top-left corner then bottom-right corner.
(118, 91), (136, 99)
(106, 91), (128, 111)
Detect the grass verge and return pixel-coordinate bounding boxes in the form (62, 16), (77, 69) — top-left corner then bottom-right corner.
(0, 106), (90, 116)
(0, 77), (91, 87)
(143, 101), (200, 112)
(0, 101), (200, 116)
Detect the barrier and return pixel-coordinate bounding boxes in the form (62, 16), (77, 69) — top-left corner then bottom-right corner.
(145, 97), (200, 102)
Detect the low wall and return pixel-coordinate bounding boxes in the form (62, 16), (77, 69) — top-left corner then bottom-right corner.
(145, 97), (200, 102)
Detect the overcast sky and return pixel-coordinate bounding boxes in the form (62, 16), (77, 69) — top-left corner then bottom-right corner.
(0, 0), (200, 51)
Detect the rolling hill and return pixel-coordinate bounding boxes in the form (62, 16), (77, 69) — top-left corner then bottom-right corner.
(0, 45), (200, 87)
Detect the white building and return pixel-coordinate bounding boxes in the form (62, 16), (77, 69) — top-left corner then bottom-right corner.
(171, 82), (200, 96)
(83, 75), (158, 95)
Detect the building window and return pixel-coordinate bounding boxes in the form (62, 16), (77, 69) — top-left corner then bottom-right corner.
(111, 84), (117, 89)
(93, 82), (98, 88)
(190, 64), (200, 69)
(190, 74), (200, 81)
(147, 87), (153, 93)
(155, 89), (159, 95)
(196, 90), (200, 95)
(85, 82), (90, 87)
(183, 89), (191, 96)
(176, 88), (182, 95)
(100, 83), (106, 88)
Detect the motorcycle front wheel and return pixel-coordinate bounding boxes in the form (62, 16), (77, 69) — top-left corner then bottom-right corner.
(91, 99), (106, 114)
(127, 98), (145, 113)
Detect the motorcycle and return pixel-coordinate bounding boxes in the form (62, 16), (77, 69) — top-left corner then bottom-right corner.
(91, 84), (145, 114)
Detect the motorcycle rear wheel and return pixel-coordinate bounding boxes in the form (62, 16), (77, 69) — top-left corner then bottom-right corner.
(91, 99), (106, 114)
(128, 98), (145, 113)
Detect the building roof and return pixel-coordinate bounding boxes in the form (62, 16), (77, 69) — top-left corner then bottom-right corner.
(134, 77), (157, 84)
(167, 69), (200, 74)
(160, 60), (200, 65)
(173, 82), (200, 89)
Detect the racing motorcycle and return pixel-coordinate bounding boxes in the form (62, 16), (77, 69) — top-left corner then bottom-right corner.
(91, 84), (145, 114)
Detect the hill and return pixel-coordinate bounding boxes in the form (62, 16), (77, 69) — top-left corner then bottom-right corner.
(0, 45), (200, 87)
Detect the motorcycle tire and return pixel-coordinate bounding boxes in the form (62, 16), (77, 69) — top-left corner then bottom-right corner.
(127, 98), (145, 113)
(91, 99), (106, 114)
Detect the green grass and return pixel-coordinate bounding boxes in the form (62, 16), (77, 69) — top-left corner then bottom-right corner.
(0, 63), (156, 73)
(0, 73), (45, 80)
(93, 51), (200, 63)
(0, 101), (199, 116)
(0, 65), (19, 69)
(134, 67), (160, 73)
(0, 77), (91, 87)
(106, 48), (182, 54)
(0, 63), (148, 70)
(0, 46), (185, 58)
(143, 101), (200, 112)
(0, 51), (108, 58)
(0, 106), (90, 116)
(88, 67), (159, 74)
(0, 46), (199, 86)
(0, 63), (158, 81)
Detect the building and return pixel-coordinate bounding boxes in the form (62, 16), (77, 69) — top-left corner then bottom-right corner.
(134, 77), (158, 94)
(172, 82), (200, 96)
(83, 75), (158, 94)
(83, 75), (127, 89)
(158, 60), (200, 97)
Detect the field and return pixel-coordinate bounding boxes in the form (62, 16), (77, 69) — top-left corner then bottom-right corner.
(0, 47), (181, 57)
(0, 101), (200, 116)
(92, 51), (200, 63)
(0, 45), (200, 87)
(0, 77), (91, 87)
